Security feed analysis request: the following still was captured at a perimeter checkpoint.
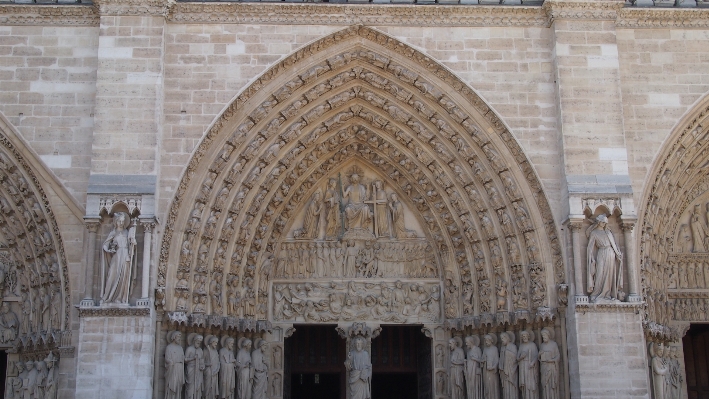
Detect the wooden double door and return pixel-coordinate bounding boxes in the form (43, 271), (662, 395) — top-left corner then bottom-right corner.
(285, 325), (431, 399)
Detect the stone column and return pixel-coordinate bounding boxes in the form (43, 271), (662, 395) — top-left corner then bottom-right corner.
(569, 219), (587, 304)
(622, 220), (641, 302)
(138, 221), (155, 306)
(81, 220), (99, 307)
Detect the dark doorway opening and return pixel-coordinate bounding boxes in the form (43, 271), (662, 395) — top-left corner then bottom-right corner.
(285, 324), (346, 399)
(284, 324), (432, 399)
(371, 325), (431, 399)
(684, 324), (709, 399)
(0, 351), (6, 397)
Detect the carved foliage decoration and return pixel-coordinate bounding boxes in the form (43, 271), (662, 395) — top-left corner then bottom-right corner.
(158, 26), (563, 325)
(0, 131), (70, 348)
(639, 94), (709, 341)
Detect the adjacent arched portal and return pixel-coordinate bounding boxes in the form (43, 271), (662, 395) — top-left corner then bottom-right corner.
(0, 113), (72, 396)
(157, 25), (567, 399)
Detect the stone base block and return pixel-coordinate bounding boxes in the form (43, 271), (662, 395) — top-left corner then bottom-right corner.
(569, 307), (650, 398)
(76, 313), (154, 399)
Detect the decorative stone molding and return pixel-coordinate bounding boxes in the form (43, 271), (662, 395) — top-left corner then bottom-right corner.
(167, 3), (549, 26)
(616, 7), (709, 28)
(667, 291), (709, 299)
(582, 197), (625, 216)
(543, 0), (624, 21)
(0, 4), (98, 26)
(336, 322), (381, 339)
(575, 302), (643, 313)
(92, 0), (168, 16)
(77, 306), (151, 317)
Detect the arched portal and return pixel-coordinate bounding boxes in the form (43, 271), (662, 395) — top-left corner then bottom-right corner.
(0, 114), (72, 390)
(157, 25), (567, 399)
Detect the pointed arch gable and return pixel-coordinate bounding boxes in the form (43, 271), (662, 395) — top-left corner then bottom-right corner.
(158, 25), (565, 326)
(638, 93), (709, 341)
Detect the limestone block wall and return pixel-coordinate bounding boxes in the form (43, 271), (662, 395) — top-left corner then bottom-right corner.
(75, 315), (155, 399)
(0, 25), (98, 203)
(157, 24), (564, 223)
(617, 28), (709, 204)
(572, 308), (650, 398)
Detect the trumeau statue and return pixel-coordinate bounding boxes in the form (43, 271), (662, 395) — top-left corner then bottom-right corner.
(345, 336), (372, 399)
(586, 214), (624, 303)
(101, 212), (137, 305)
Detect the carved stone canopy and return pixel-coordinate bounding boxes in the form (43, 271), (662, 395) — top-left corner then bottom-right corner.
(158, 26), (564, 326)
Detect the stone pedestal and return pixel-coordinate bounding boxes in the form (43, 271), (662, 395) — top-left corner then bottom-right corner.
(76, 308), (154, 399)
(568, 304), (649, 398)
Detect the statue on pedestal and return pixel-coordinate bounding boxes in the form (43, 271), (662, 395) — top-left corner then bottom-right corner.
(345, 336), (372, 399)
(586, 214), (623, 303)
(101, 212), (137, 305)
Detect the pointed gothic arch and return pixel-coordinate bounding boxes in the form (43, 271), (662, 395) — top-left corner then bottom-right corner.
(638, 92), (709, 342)
(0, 112), (72, 352)
(158, 25), (565, 328)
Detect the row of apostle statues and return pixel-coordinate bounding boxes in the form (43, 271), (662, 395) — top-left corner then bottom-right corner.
(649, 343), (683, 399)
(5, 353), (58, 399)
(164, 331), (269, 399)
(447, 328), (560, 399)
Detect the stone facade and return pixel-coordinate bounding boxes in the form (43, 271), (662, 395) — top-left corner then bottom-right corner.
(0, 0), (707, 398)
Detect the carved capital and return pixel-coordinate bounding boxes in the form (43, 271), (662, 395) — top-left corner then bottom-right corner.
(141, 221), (156, 233)
(568, 220), (584, 232)
(85, 220), (100, 233)
(621, 221), (636, 232)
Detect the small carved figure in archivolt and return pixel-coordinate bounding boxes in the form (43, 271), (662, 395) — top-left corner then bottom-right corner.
(100, 212), (137, 305)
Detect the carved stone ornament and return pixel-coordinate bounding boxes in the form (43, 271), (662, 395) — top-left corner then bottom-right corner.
(639, 96), (709, 341)
(157, 26), (564, 331)
(0, 2), (707, 28)
(0, 120), (71, 352)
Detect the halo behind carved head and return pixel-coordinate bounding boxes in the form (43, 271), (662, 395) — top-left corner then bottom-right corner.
(541, 327), (554, 340)
(113, 211), (132, 229)
(505, 331), (516, 344)
(451, 336), (463, 348)
(221, 335), (233, 349)
(346, 165), (364, 183)
(466, 335), (480, 347)
(484, 333), (497, 346)
(167, 330), (181, 343)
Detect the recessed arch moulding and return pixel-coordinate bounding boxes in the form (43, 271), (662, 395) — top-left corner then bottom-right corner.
(158, 26), (566, 334)
(639, 94), (709, 343)
(0, 120), (72, 357)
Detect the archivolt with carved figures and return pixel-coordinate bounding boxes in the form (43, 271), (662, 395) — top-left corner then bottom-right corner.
(157, 26), (565, 331)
